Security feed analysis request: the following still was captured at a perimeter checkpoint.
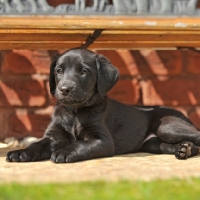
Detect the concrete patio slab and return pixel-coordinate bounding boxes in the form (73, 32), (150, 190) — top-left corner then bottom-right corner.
(1, 147), (200, 183)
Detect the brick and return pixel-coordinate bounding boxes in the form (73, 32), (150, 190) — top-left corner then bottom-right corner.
(108, 79), (140, 105)
(0, 77), (46, 106)
(1, 51), (34, 74)
(2, 50), (51, 75)
(97, 50), (182, 76)
(0, 109), (13, 140)
(188, 108), (200, 130)
(8, 109), (52, 138)
(185, 50), (200, 74)
(139, 50), (182, 75)
(141, 78), (200, 106)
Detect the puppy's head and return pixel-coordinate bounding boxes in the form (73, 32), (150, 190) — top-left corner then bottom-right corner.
(49, 48), (119, 106)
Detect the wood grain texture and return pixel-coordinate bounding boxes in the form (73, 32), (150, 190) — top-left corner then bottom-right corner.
(0, 16), (200, 49)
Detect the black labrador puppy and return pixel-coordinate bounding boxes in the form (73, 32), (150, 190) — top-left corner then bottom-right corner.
(6, 48), (200, 163)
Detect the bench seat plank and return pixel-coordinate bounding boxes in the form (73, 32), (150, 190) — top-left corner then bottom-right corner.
(0, 16), (200, 49)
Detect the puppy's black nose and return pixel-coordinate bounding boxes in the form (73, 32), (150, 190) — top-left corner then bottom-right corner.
(60, 85), (73, 95)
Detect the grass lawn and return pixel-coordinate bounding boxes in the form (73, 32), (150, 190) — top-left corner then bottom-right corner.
(0, 178), (200, 200)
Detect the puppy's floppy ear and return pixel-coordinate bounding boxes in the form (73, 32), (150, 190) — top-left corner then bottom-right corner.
(49, 54), (61, 96)
(96, 54), (119, 96)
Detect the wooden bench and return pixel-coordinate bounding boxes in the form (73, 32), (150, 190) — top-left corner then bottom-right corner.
(1, 16), (200, 50)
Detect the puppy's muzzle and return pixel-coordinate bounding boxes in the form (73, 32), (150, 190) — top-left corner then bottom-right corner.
(60, 85), (74, 96)
(58, 81), (75, 96)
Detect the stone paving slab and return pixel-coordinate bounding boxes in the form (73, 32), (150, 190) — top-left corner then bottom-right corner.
(1, 147), (200, 183)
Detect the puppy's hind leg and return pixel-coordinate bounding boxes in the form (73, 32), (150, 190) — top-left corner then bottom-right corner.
(139, 137), (199, 159)
(139, 137), (176, 154)
(154, 111), (200, 147)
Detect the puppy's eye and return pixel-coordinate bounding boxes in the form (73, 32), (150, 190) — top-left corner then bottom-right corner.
(81, 69), (88, 75)
(56, 68), (63, 74)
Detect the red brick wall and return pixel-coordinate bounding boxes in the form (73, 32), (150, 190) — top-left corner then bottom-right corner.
(1, 49), (200, 140)
(0, 50), (53, 139)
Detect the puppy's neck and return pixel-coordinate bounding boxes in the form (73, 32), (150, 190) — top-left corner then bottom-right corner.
(82, 93), (106, 107)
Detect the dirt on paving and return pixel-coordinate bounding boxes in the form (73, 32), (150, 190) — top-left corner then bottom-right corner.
(1, 146), (200, 183)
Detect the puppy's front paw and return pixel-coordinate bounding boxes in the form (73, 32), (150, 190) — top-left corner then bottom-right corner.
(50, 148), (74, 163)
(6, 149), (32, 162)
(51, 150), (67, 163)
(175, 141), (199, 160)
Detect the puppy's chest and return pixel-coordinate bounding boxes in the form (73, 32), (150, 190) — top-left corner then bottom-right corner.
(71, 117), (82, 138)
(62, 114), (83, 139)
(60, 108), (97, 140)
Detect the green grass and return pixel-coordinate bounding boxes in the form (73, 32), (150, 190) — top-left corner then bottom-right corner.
(0, 178), (200, 200)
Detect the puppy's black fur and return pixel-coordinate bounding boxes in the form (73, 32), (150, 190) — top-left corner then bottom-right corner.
(6, 48), (200, 163)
